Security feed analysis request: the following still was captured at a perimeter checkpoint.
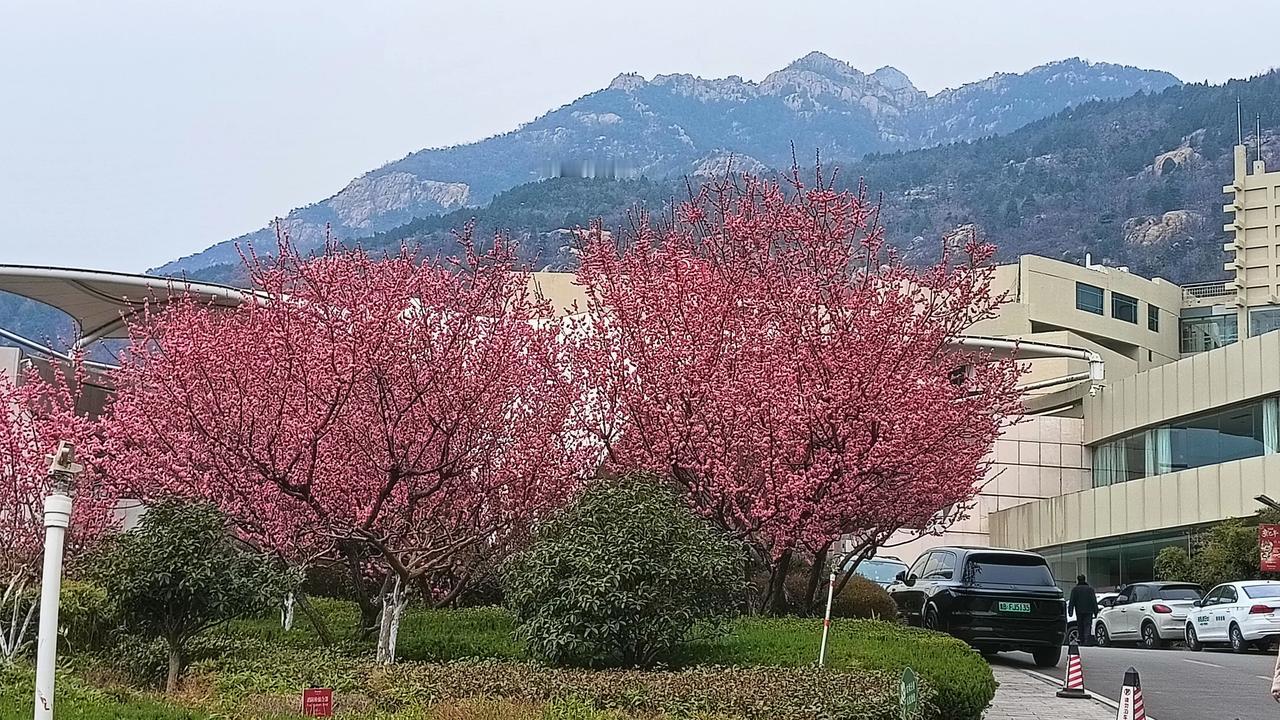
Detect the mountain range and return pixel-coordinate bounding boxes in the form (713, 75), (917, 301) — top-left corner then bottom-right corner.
(155, 53), (1179, 276)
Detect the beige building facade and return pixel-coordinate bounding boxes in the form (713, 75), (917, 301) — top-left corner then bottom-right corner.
(985, 143), (1280, 590)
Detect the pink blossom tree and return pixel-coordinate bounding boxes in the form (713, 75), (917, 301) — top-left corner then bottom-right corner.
(106, 233), (591, 661)
(572, 172), (1023, 613)
(0, 366), (116, 661)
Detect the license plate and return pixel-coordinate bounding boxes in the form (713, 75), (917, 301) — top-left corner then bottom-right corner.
(998, 602), (1031, 613)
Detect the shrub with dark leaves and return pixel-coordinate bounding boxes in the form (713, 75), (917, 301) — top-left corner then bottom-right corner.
(502, 475), (745, 668)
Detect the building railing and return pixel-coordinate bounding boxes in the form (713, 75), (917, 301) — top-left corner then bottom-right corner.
(1181, 281), (1235, 302)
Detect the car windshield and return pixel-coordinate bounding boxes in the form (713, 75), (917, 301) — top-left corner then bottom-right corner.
(964, 554), (1054, 586)
(857, 559), (907, 583)
(1243, 585), (1280, 599)
(1153, 586), (1202, 601)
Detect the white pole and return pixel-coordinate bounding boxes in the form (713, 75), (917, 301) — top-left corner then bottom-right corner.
(818, 569), (836, 666)
(33, 491), (72, 720)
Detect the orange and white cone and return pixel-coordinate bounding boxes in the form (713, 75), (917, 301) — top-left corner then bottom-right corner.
(1056, 642), (1088, 698)
(1116, 667), (1146, 720)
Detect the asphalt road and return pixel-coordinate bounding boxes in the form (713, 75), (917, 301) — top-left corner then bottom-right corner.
(992, 646), (1279, 720)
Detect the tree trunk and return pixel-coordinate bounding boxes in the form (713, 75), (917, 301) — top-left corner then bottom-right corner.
(374, 575), (407, 665)
(281, 593), (296, 631)
(295, 592), (336, 646)
(802, 545), (830, 616)
(165, 642), (182, 694)
(767, 550), (793, 616)
(342, 544), (381, 640)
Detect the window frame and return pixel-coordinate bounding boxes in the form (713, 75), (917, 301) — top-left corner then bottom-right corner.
(1112, 292), (1139, 324)
(1148, 304), (1160, 332)
(1076, 282), (1105, 315)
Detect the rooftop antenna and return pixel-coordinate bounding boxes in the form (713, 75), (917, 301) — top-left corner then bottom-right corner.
(1257, 112), (1264, 164)
(1238, 98), (1244, 145)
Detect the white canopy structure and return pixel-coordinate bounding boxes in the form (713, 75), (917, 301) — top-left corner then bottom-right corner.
(0, 265), (261, 351)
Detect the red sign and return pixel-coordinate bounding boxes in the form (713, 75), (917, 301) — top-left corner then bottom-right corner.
(1260, 524), (1280, 573)
(302, 688), (333, 717)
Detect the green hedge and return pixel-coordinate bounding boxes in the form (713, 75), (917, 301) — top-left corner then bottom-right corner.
(378, 660), (903, 720)
(681, 619), (995, 720)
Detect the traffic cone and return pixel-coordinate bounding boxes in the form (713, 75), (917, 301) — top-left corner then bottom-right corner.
(1115, 667), (1146, 720)
(1056, 643), (1088, 698)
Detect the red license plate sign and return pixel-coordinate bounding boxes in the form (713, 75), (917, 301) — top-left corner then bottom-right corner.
(1261, 525), (1280, 573)
(302, 688), (333, 717)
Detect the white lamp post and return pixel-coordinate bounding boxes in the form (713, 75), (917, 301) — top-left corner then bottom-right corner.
(817, 568), (836, 666)
(33, 440), (82, 720)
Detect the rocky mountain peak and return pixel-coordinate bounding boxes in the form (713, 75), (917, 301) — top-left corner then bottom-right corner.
(871, 65), (917, 93)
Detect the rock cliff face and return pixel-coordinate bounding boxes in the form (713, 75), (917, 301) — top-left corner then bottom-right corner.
(155, 52), (1177, 277)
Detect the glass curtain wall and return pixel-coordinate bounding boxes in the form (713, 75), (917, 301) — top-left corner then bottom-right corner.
(1093, 396), (1280, 487)
(1040, 528), (1196, 591)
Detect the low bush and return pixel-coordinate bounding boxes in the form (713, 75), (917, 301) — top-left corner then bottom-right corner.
(503, 476), (746, 668)
(57, 580), (118, 653)
(682, 618), (993, 720)
(376, 660), (902, 720)
(829, 575), (898, 620)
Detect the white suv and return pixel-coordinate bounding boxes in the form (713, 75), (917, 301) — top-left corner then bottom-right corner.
(1095, 581), (1203, 649)
(1185, 580), (1280, 653)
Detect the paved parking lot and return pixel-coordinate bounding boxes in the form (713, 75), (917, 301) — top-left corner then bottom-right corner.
(991, 646), (1279, 720)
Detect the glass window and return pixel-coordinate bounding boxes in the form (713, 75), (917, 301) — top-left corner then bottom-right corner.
(1113, 293), (1139, 323)
(1076, 282), (1104, 315)
(1203, 587), (1224, 605)
(1094, 396), (1280, 487)
(1222, 586), (1238, 604)
(855, 559), (908, 584)
(930, 551), (957, 578)
(1180, 314), (1238, 353)
(1251, 308), (1280, 337)
(1152, 585), (1201, 601)
(907, 553), (931, 579)
(1243, 585), (1280, 599)
(965, 554), (1055, 586)
(1148, 304), (1160, 332)
(1132, 585), (1152, 602)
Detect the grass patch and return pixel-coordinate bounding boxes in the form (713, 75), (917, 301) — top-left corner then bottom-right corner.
(0, 665), (210, 720)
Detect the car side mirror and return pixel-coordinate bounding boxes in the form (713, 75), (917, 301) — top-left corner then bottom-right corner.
(938, 569), (953, 580)
(894, 571), (906, 584)
(1191, 599), (1202, 607)
(1099, 598), (1114, 608)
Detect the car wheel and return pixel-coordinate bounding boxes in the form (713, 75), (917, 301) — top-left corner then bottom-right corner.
(1064, 626), (1079, 646)
(1230, 624), (1248, 654)
(1094, 622), (1110, 647)
(1032, 645), (1062, 668)
(1141, 621), (1166, 649)
(1185, 624), (1203, 652)
(923, 605), (941, 632)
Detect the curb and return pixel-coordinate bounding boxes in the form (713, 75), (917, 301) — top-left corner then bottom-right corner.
(1018, 666), (1158, 720)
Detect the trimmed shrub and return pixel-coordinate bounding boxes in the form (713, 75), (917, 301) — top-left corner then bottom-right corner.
(830, 575), (899, 620)
(503, 475), (746, 668)
(377, 660), (903, 720)
(89, 501), (290, 692)
(57, 580), (118, 653)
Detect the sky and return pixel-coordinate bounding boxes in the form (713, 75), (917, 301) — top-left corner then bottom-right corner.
(2, 1), (1277, 273)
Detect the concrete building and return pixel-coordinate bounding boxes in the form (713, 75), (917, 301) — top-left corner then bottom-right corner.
(985, 142), (1280, 590)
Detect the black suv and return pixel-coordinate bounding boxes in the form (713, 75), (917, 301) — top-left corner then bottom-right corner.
(888, 546), (1067, 666)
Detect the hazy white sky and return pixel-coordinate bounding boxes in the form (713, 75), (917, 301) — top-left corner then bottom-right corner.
(1, 0), (1276, 272)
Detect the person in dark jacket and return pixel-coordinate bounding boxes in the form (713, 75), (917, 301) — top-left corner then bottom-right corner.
(1068, 575), (1099, 646)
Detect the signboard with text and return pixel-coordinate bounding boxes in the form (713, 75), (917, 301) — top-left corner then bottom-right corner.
(302, 688), (333, 717)
(899, 667), (919, 720)
(1261, 524), (1280, 573)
